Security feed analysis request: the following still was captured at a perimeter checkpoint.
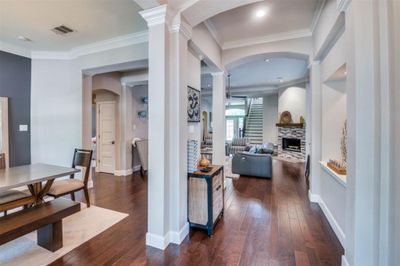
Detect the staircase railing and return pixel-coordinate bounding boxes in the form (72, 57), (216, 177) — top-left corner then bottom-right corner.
(242, 98), (254, 137)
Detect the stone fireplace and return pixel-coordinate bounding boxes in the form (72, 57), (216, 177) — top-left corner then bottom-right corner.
(276, 124), (306, 161)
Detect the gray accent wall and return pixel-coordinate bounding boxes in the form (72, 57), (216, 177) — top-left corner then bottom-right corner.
(0, 51), (31, 166)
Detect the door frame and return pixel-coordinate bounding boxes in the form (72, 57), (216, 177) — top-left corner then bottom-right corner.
(96, 101), (116, 174)
(0, 97), (9, 168)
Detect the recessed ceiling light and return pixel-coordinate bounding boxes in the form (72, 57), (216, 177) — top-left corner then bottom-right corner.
(208, 84), (211, 87)
(17, 35), (32, 42)
(264, 58), (270, 62)
(255, 9), (267, 18)
(344, 71), (347, 75)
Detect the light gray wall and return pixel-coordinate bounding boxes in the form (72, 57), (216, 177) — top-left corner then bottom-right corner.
(0, 51), (31, 166)
(263, 94), (278, 144)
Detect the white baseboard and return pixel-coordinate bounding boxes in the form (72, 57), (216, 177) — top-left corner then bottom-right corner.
(342, 255), (350, 266)
(146, 232), (170, 250)
(308, 191), (346, 246)
(114, 169), (133, 176)
(146, 223), (189, 250)
(308, 190), (320, 203)
(168, 222), (189, 244)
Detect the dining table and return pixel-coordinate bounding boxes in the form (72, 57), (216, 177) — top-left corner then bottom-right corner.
(0, 163), (80, 206)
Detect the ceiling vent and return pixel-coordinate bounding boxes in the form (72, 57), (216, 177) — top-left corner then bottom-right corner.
(51, 25), (75, 35)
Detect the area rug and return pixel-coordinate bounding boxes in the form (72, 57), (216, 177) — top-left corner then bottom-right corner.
(0, 203), (128, 266)
(225, 156), (240, 179)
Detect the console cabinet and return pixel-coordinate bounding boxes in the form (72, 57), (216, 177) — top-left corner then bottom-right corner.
(188, 165), (224, 235)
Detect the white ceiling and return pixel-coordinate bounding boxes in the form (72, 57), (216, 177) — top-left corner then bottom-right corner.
(207, 0), (320, 47)
(202, 56), (308, 91)
(0, 0), (147, 51)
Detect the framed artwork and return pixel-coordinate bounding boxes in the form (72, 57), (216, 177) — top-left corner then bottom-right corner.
(187, 86), (200, 122)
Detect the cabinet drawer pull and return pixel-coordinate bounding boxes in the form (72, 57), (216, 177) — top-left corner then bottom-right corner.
(216, 185), (222, 191)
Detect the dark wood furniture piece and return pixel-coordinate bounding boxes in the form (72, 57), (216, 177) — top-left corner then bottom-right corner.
(188, 165), (224, 235)
(0, 198), (80, 251)
(0, 164), (79, 209)
(0, 154), (34, 215)
(47, 149), (93, 207)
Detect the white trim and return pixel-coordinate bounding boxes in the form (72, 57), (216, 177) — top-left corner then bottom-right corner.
(222, 29), (312, 50)
(319, 161), (347, 187)
(146, 223), (189, 250)
(114, 169), (134, 176)
(146, 232), (170, 250)
(308, 192), (346, 246)
(0, 41), (31, 58)
(310, 0), (326, 34)
(31, 31), (148, 60)
(203, 19), (223, 48)
(337, 0), (351, 12)
(170, 17), (192, 40)
(342, 255), (350, 266)
(308, 190), (320, 203)
(139, 5), (168, 27)
(168, 222), (189, 244)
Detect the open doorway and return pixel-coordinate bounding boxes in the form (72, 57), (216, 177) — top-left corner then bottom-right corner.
(82, 66), (149, 178)
(0, 97), (9, 168)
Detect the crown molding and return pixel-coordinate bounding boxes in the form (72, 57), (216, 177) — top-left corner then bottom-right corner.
(139, 4), (169, 27)
(203, 19), (223, 48)
(222, 29), (312, 50)
(277, 77), (309, 89)
(310, 0), (326, 34)
(0, 41), (31, 58)
(170, 16), (192, 40)
(31, 30), (148, 60)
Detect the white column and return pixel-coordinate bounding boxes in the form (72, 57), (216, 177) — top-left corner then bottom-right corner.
(212, 72), (226, 166)
(344, 2), (383, 265)
(309, 61), (321, 199)
(140, 5), (191, 249)
(117, 84), (133, 175)
(168, 16), (191, 244)
(140, 5), (171, 249)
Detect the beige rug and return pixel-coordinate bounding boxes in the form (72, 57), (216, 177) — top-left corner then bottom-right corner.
(0, 203), (128, 266)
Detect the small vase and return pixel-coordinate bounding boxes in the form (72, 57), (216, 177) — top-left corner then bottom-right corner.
(199, 155), (210, 167)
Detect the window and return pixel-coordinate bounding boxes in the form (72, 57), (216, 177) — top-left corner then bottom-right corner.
(225, 108), (245, 116)
(226, 119), (234, 141)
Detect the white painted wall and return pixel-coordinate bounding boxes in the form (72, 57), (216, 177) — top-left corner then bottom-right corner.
(263, 94), (278, 144)
(191, 23), (222, 69)
(31, 59), (78, 167)
(278, 86), (306, 123)
(31, 43), (148, 168)
(313, 0), (340, 57)
(321, 80), (346, 162)
(187, 51), (201, 145)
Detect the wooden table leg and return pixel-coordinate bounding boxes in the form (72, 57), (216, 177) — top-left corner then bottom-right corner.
(37, 220), (63, 251)
(27, 179), (55, 206)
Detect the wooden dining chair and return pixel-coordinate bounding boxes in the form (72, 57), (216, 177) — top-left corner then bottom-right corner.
(47, 149), (93, 207)
(0, 153), (34, 215)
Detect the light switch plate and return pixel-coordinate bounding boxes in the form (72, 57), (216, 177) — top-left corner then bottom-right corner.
(19, 125), (28, 131)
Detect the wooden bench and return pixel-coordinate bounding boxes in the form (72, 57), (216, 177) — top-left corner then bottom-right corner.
(0, 198), (80, 251)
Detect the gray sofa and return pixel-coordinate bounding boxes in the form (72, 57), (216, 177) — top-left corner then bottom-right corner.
(227, 137), (251, 155)
(232, 152), (273, 178)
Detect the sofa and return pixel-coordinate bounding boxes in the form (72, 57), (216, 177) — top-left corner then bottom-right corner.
(231, 144), (274, 178)
(227, 137), (250, 155)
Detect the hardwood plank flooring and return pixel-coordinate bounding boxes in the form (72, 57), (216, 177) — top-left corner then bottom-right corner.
(51, 160), (343, 266)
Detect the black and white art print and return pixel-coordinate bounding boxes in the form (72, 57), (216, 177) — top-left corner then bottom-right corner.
(187, 86), (200, 122)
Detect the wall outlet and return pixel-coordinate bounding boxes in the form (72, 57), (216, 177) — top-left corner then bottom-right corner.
(19, 124), (28, 131)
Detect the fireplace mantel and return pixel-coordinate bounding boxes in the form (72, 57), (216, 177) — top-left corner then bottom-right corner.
(276, 123), (304, 128)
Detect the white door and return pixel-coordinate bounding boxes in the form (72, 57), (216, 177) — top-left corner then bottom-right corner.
(98, 102), (116, 174)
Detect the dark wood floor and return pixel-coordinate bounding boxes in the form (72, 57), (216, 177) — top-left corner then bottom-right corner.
(51, 160), (343, 266)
